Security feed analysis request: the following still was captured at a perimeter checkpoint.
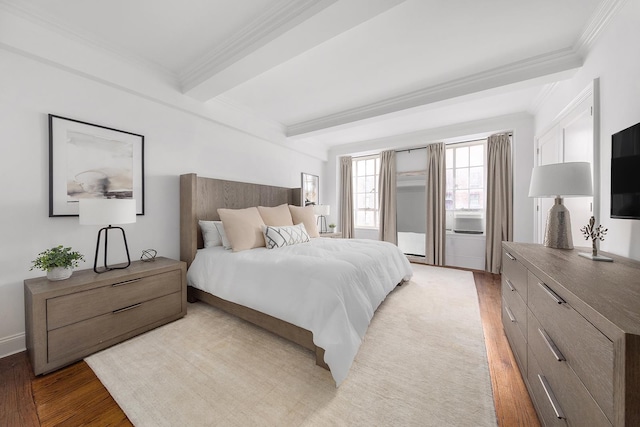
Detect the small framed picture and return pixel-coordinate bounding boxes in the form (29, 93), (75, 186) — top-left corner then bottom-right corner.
(49, 114), (144, 217)
(301, 172), (319, 206)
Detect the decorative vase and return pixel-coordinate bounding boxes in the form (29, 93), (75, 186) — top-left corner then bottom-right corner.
(47, 267), (73, 281)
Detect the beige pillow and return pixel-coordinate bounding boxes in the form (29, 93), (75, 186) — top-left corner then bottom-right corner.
(217, 207), (266, 252)
(288, 205), (319, 238)
(257, 204), (294, 226)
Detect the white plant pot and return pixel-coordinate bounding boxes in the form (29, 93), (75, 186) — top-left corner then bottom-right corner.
(47, 267), (73, 281)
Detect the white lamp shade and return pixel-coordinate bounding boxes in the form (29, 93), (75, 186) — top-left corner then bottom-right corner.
(528, 162), (593, 198)
(79, 199), (137, 225)
(313, 204), (330, 216)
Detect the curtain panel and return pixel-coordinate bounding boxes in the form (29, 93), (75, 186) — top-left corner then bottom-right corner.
(378, 150), (397, 244)
(485, 133), (513, 273)
(425, 143), (446, 265)
(340, 156), (355, 238)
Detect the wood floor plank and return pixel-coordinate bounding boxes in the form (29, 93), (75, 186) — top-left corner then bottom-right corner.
(1, 266), (538, 426)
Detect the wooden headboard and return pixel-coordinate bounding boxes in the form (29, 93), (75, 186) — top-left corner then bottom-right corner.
(179, 174), (301, 267)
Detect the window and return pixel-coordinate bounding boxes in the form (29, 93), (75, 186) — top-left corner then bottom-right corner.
(353, 155), (380, 228)
(445, 140), (486, 231)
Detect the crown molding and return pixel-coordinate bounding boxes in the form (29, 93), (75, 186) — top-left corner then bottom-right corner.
(287, 48), (582, 137)
(529, 82), (560, 115)
(179, 0), (336, 92)
(574, 0), (628, 55)
(0, 0), (178, 84)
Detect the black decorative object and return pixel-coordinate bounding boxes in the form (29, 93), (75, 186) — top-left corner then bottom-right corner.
(140, 249), (157, 262)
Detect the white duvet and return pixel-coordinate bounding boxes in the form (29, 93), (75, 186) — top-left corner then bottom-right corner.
(187, 238), (413, 386)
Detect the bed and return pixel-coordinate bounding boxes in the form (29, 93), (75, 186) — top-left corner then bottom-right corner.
(180, 173), (413, 385)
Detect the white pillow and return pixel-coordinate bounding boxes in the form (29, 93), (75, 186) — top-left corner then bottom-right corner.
(263, 223), (310, 249)
(199, 220), (223, 247)
(213, 221), (232, 249)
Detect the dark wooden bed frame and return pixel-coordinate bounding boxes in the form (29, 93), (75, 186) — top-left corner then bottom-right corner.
(179, 173), (328, 369)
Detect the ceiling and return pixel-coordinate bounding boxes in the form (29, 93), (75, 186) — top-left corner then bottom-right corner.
(1, 0), (610, 149)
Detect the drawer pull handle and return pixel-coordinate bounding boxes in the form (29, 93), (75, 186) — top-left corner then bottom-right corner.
(538, 282), (566, 305)
(505, 306), (516, 323)
(112, 278), (142, 287)
(506, 279), (515, 292)
(538, 375), (565, 419)
(505, 252), (516, 261)
(538, 328), (565, 361)
(113, 303), (142, 314)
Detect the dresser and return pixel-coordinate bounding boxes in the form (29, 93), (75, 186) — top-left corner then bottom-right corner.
(25, 257), (187, 375)
(501, 242), (640, 426)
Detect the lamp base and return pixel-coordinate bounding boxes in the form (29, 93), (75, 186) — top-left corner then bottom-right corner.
(317, 215), (327, 233)
(543, 196), (573, 249)
(93, 225), (131, 274)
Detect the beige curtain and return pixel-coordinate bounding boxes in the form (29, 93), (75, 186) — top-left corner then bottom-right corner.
(485, 133), (513, 273)
(378, 150), (397, 244)
(340, 156), (354, 238)
(425, 143), (446, 265)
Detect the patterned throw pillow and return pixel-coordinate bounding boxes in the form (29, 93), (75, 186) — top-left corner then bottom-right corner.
(263, 223), (310, 249)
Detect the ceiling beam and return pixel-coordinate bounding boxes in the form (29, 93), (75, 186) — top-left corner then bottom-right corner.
(181, 0), (406, 101)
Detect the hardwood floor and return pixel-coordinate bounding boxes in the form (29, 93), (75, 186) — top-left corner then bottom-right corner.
(1, 269), (538, 426)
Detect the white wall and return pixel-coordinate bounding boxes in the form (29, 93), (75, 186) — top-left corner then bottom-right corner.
(534, 0), (640, 260)
(324, 113), (536, 243)
(0, 49), (323, 357)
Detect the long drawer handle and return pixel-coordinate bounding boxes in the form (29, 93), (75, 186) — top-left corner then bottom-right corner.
(538, 375), (565, 419)
(113, 303), (142, 314)
(506, 279), (515, 292)
(538, 282), (566, 305)
(538, 328), (566, 361)
(505, 252), (516, 261)
(112, 278), (142, 287)
(505, 306), (516, 323)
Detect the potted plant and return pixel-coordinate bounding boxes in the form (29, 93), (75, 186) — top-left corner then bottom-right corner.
(328, 223), (336, 232)
(30, 245), (85, 281)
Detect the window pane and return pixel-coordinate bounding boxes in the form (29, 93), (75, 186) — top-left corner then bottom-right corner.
(357, 161), (366, 176)
(455, 190), (469, 210)
(470, 190), (484, 209)
(446, 169), (454, 190)
(366, 159), (375, 175)
(365, 176), (376, 193)
(445, 190), (454, 210)
(469, 166), (483, 188)
(356, 210), (366, 225)
(356, 177), (366, 193)
(470, 145), (484, 166)
(455, 168), (469, 189)
(456, 147), (469, 168)
(446, 148), (453, 167)
(357, 194), (366, 208)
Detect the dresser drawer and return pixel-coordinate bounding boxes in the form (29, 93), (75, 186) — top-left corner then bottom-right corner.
(527, 347), (568, 427)
(48, 291), (182, 362)
(528, 311), (611, 426)
(527, 271), (614, 421)
(47, 269), (182, 330)
(502, 248), (527, 300)
(502, 298), (527, 378)
(502, 276), (527, 339)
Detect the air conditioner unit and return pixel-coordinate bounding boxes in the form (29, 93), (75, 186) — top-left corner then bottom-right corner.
(453, 211), (484, 234)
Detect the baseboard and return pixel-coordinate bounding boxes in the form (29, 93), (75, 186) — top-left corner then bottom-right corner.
(0, 332), (26, 358)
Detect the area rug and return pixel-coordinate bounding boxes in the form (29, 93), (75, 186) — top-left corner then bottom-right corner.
(86, 264), (497, 426)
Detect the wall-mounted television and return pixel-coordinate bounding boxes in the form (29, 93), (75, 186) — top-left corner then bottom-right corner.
(611, 121), (640, 219)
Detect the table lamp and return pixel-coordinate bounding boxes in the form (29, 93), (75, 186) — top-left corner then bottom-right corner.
(528, 162), (593, 249)
(79, 199), (136, 273)
(314, 204), (330, 233)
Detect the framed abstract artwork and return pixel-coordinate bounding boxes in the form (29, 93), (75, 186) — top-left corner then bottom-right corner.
(48, 114), (145, 217)
(301, 172), (319, 206)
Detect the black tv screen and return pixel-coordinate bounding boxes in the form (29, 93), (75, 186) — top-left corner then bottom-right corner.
(611, 121), (640, 219)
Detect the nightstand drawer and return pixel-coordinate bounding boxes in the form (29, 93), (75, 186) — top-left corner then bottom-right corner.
(502, 298), (527, 377)
(502, 248), (527, 300)
(502, 276), (527, 339)
(527, 271), (614, 420)
(47, 269), (182, 330)
(528, 311), (611, 426)
(48, 291), (182, 362)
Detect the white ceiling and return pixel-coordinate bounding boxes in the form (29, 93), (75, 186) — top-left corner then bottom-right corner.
(1, 0), (610, 149)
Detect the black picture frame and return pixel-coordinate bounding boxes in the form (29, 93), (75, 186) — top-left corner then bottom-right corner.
(301, 172), (319, 206)
(49, 114), (145, 217)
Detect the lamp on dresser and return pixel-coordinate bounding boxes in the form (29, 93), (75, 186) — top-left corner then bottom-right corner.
(314, 204), (330, 233)
(528, 162), (593, 249)
(79, 198), (136, 273)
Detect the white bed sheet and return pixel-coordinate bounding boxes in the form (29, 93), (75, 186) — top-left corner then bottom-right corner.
(187, 238), (413, 386)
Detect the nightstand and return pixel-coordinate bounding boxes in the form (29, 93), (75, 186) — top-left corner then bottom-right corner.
(319, 232), (342, 238)
(24, 257), (186, 375)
